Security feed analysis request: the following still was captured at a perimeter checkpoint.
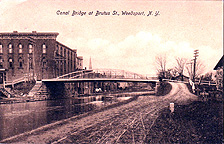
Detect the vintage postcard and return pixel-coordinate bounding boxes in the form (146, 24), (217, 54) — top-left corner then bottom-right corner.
(0, 0), (223, 143)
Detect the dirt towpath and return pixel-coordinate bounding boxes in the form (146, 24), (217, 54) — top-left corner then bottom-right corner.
(2, 82), (198, 143)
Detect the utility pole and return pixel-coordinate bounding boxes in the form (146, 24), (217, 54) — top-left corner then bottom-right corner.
(193, 50), (199, 82)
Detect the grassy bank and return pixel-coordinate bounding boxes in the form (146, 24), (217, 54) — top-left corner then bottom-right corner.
(145, 100), (223, 143)
(156, 82), (172, 96)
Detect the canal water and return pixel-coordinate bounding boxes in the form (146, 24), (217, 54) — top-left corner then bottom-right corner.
(0, 91), (153, 141)
(0, 98), (104, 141)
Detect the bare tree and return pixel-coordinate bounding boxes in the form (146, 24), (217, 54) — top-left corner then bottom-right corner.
(169, 68), (179, 78)
(175, 57), (187, 75)
(195, 60), (205, 78)
(185, 62), (192, 78)
(155, 55), (167, 78)
(185, 59), (205, 79)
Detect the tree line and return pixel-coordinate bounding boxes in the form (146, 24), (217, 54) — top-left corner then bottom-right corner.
(155, 55), (212, 81)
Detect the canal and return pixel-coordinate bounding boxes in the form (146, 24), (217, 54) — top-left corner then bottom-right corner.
(0, 98), (102, 141)
(0, 91), (153, 141)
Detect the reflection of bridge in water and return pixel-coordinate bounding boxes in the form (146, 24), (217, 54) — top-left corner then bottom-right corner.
(39, 69), (158, 98)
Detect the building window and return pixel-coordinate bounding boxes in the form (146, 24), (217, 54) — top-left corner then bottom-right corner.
(19, 44), (23, 53)
(29, 44), (33, 53)
(29, 57), (33, 69)
(42, 44), (46, 54)
(60, 61), (63, 75)
(0, 57), (3, 68)
(42, 57), (47, 69)
(64, 49), (66, 57)
(60, 47), (63, 56)
(71, 54), (73, 70)
(56, 45), (59, 54)
(18, 57), (23, 68)
(64, 60), (66, 73)
(9, 58), (13, 68)
(8, 44), (13, 53)
(0, 44), (3, 53)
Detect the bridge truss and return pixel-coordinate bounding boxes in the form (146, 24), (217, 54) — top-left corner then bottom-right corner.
(56, 69), (152, 80)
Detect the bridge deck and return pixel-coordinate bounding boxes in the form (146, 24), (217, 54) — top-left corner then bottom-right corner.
(42, 78), (159, 83)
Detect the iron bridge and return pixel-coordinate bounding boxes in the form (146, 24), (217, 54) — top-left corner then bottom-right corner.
(42, 69), (158, 83)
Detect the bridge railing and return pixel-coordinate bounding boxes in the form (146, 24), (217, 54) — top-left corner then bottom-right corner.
(56, 69), (156, 80)
(57, 69), (93, 79)
(92, 69), (146, 79)
(4, 74), (36, 88)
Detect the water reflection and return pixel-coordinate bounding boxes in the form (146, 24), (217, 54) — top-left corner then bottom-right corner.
(0, 91), (150, 141)
(0, 99), (96, 141)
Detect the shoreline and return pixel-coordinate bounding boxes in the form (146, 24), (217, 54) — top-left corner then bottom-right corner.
(0, 91), (153, 143)
(0, 90), (154, 105)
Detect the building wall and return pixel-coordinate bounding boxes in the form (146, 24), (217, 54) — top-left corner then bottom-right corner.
(215, 67), (223, 91)
(76, 56), (83, 70)
(0, 37), (37, 81)
(0, 31), (82, 82)
(55, 42), (78, 77)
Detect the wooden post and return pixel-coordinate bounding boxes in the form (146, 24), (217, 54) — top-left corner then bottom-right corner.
(170, 103), (174, 113)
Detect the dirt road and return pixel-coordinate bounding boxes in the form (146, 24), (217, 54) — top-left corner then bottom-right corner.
(2, 82), (198, 143)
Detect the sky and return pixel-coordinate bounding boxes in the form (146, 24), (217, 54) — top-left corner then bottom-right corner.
(0, 0), (223, 76)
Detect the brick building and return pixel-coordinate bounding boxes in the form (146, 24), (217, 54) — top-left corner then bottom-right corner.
(0, 31), (83, 84)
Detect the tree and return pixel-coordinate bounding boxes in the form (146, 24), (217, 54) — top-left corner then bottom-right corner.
(201, 72), (213, 81)
(185, 61), (193, 79)
(169, 68), (179, 79)
(175, 57), (187, 81)
(185, 59), (205, 79)
(155, 55), (167, 78)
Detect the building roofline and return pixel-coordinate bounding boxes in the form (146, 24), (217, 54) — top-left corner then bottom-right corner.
(56, 41), (77, 52)
(0, 31), (59, 36)
(214, 55), (224, 70)
(77, 56), (83, 60)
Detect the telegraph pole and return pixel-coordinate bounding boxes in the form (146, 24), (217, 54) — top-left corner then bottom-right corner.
(193, 50), (199, 82)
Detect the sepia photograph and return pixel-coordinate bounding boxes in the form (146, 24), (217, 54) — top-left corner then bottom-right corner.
(0, 0), (223, 143)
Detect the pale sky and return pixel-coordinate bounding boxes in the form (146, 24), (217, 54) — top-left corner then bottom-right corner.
(0, 0), (223, 76)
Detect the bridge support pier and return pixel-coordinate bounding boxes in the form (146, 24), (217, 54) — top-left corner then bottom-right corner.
(44, 82), (68, 98)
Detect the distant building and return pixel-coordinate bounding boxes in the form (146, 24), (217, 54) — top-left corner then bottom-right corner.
(214, 55), (223, 70)
(76, 56), (83, 70)
(214, 55), (223, 91)
(0, 31), (83, 84)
